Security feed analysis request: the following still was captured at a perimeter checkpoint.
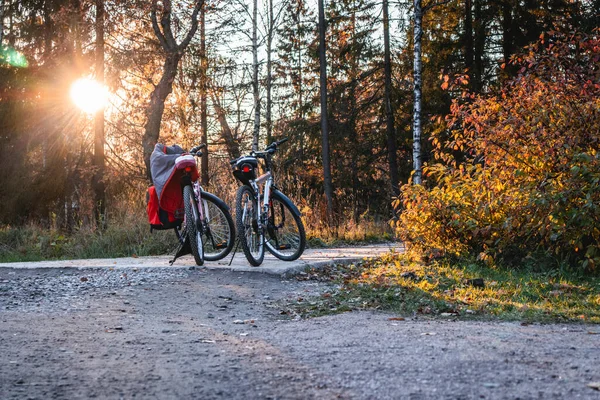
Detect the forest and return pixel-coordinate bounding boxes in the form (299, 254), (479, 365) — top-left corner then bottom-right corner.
(0, 0), (599, 267)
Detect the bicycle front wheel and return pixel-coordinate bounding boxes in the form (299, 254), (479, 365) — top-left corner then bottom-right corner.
(183, 184), (204, 266)
(265, 192), (306, 261)
(200, 194), (235, 261)
(236, 185), (264, 266)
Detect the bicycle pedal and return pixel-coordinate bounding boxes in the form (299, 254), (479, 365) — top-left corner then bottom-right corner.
(215, 242), (227, 249)
(278, 244), (291, 250)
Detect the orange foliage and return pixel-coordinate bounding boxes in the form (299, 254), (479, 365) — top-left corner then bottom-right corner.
(395, 30), (600, 269)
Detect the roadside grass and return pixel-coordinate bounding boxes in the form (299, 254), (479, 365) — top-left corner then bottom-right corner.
(0, 207), (395, 262)
(0, 219), (174, 263)
(287, 252), (600, 324)
(306, 218), (395, 248)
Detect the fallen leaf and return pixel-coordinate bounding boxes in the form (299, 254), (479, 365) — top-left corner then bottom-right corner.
(388, 317), (405, 321)
(588, 331), (599, 335)
(421, 332), (436, 336)
(132, 254), (138, 258)
(80, 277), (88, 282)
(587, 382), (600, 391)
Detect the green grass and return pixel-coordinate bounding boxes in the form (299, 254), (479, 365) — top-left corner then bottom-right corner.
(286, 252), (600, 323)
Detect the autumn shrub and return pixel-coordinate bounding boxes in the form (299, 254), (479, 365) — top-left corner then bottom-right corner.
(395, 30), (600, 269)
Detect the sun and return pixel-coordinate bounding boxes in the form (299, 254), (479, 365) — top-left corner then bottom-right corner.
(70, 78), (108, 114)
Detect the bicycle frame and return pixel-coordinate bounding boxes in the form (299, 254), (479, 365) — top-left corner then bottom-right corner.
(250, 171), (273, 232)
(193, 181), (206, 228)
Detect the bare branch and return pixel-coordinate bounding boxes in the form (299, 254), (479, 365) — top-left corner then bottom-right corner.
(179, 0), (204, 51)
(151, 0), (168, 50)
(160, 0), (177, 49)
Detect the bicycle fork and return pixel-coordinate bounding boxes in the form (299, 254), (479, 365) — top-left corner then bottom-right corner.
(251, 172), (272, 233)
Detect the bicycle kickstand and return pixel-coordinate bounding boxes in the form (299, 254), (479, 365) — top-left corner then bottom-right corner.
(228, 239), (240, 266)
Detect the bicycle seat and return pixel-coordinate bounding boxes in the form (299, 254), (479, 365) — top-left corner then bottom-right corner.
(175, 154), (196, 170)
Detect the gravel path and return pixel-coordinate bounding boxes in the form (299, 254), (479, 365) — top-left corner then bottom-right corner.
(1, 266), (599, 399)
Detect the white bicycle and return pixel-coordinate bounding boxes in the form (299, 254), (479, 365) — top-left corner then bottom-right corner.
(230, 138), (306, 266)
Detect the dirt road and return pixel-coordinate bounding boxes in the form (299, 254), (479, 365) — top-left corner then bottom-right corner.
(1, 264), (599, 399)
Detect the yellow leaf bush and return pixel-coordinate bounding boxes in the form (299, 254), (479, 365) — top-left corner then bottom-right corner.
(395, 30), (600, 269)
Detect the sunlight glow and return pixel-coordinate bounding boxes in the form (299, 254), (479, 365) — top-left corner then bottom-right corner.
(70, 78), (108, 114)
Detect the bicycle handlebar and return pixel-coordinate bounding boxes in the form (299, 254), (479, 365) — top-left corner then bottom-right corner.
(229, 138), (289, 164)
(189, 143), (207, 156)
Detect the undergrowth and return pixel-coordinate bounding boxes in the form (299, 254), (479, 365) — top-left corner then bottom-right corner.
(0, 214), (174, 262)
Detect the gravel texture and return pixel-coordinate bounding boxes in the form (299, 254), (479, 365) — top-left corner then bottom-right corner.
(1, 266), (599, 399)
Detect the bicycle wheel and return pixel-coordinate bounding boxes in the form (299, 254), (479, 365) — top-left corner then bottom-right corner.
(183, 184), (204, 266)
(200, 194), (235, 261)
(236, 185), (264, 266)
(265, 192), (306, 261)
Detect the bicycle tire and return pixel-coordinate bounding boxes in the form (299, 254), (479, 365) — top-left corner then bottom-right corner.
(200, 194), (235, 261)
(265, 192), (306, 261)
(183, 184), (204, 266)
(236, 185), (264, 266)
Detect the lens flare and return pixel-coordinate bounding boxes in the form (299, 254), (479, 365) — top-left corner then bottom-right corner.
(70, 78), (108, 114)
(0, 46), (28, 68)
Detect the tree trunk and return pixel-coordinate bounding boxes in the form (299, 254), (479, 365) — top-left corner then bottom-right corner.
(211, 92), (241, 159)
(200, 4), (209, 186)
(8, 0), (14, 47)
(93, 0), (106, 229)
(252, 0), (260, 151)
(412, 0), (423, 185)
(265, 0), (274, 145)
(349, 4), (359, 223)
(473, 0), (484, 91)
(143, 53), (181, 180)
(143, 0), (203, 181)
(295, 0), (303, 120)
(464, 0), (474, 84)
(318, 0), (333, 222)
(0, 0), (5, 46)
(502, 1), (513, 65)
(383, 0), (399, 197)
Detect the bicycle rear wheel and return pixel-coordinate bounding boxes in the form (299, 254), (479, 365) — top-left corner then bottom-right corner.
(265, 192), (306, 261)
(200, 194), (235, 261)
(236, 185), (264, 266)
(183, 184), (204, 266)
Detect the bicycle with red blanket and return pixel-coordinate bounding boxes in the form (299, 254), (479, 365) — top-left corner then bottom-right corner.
(147, 143), (235, 266)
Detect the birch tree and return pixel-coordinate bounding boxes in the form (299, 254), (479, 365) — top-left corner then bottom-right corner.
(412, 0), (423, 184)
(251, 0), (260, 151)
(264, 0), (285, 145)
(412, 0), (449, 185)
